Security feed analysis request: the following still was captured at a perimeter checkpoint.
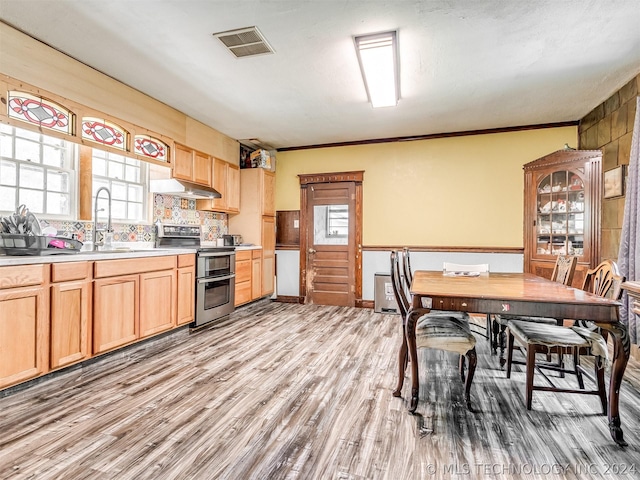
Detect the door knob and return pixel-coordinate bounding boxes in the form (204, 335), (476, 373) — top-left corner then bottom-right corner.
(308, 248), (316, 254)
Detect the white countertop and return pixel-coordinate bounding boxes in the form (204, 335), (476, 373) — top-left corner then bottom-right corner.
(0, 248), (197, 266)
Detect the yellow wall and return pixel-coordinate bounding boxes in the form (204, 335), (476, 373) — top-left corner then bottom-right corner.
(0, 22), (239, 163)
(276, 127), (577, 247)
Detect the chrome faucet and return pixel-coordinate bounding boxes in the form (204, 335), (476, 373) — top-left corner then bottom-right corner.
(93, 186), (112, 251)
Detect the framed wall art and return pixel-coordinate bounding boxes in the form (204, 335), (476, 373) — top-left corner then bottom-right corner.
(603, 165), (625, 199)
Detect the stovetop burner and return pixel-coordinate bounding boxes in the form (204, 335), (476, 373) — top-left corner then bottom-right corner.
(155, 223), (234, 252)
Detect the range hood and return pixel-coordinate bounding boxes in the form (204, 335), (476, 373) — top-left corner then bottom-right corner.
(150, 179), (221, 200)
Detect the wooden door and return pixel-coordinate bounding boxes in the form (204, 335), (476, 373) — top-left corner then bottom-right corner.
(304, 182), (357, 306)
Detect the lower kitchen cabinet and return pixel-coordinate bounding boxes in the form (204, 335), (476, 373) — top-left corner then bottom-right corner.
(252, 249), (262, 299)
(50, 262), (91, 370)
(93, 275), (139, 354)
(235, 248), (265, 306)
(235, 250), (253, 306)
(0, 264), (49, 389)
(176, 254), (196, 325)
(139, 269), (176, 337)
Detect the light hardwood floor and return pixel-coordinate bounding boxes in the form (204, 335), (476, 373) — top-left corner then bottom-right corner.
(1, 301), (640, 479)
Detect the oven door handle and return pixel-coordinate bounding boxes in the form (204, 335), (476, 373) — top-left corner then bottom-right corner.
(197, 274), (236, 284)
(198, 251), (235, 258)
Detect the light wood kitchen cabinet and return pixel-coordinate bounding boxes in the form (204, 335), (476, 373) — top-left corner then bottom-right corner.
(139, 269), (176, 337)
(0, 264), (49, 390)
(252, 249), (262, 299)
(234, 250), (253, 306)
(196, 158), (240, 213)
(173, 143), (212, 187)
(50, 262), (91, 370)
(261, 215), (275, 296)
(177, 254), (195, 325)
(234, 248), (266, 306)
(229, 168), (276, 297)
(93, 274), (139, 354)
(523, 149), (602, 287)
(93, 255), (177, 354)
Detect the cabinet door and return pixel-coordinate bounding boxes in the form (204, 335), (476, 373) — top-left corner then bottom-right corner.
(93, 275), (139, 354)
(262, 170), (276, 216)
(193, 151), (212, 186)
(0, 286), (48, 389)
(173, 144), (194, 181)
(177, 266), (195, 325)
(252, 257), (262, 300)
(227, 163), (240, 213)
(50, 280), (91, 369)
(140, 270), (176, 337)
(211, 158), (228, 210)
(261, 216), (276, 296)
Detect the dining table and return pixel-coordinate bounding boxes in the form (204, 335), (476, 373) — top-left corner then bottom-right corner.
(406, 271), (629, 446)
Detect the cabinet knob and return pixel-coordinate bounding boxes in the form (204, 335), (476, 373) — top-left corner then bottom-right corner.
(308, 248), (316, 254)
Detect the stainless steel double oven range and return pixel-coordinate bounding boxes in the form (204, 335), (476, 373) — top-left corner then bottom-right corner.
(156, 223), (235, 327)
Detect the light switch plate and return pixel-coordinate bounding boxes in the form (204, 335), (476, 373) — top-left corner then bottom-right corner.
(293, 220), (299, 228)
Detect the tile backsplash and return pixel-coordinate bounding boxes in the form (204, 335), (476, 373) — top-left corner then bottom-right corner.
(45, 194), (227, 243)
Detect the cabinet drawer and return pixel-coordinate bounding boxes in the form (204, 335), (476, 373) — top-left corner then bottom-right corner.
(235, 280), (252, 306)
(51, 261), (91, 283)
(236, 259), (251, 283)
(236, 250), (251, 262)
(94, 255), (177, 278)
(0, 264), (48, 289)
(252, 249), (262, 259)
(177, 254), (195, 268)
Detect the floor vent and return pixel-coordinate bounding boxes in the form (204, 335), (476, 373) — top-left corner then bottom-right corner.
(213, 26), (274, 58)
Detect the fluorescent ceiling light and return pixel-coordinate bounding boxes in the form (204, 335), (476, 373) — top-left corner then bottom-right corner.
(354, 30), (399, 108)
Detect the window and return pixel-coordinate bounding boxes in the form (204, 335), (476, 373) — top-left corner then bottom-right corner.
(327, 205), (349, 237)
(0, 123), (76, 217)
(91, 149), (147, 222)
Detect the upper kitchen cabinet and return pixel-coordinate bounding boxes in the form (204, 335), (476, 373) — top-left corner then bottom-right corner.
(173, 143), (212, 187)
(196, 158), (240, 214)
(523, 149), (602, 288)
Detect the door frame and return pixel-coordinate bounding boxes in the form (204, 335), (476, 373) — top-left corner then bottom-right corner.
(299, 171), (364, 306)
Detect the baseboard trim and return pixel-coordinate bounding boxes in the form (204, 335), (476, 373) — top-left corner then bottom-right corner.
(275, 295), (304, 304)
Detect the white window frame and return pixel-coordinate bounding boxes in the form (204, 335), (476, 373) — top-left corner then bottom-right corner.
(91, 149), (149, 223)
(0, 123), (77, 219)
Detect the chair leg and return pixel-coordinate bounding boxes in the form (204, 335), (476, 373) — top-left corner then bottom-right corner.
(491, 318), (499, 354)
(464, 348), (477, 409)
(595, 356), (608, 415)
(506, 329), (514, 378)
(499, 324), (507, 367)
(525, 346), (536, 410)
(459, 354), (466, 382)
(393, 325), (408, 397)
(486, 314), (492, 345)
(573, 346), (585, 390)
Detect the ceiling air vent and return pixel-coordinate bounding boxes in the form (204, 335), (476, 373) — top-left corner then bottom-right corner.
(213, 26), (274, 58)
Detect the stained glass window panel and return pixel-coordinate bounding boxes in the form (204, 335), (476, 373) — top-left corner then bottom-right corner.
(133, 135), (168, 162)
(7, 91), (73, 134)
(82, 117), (127, 150)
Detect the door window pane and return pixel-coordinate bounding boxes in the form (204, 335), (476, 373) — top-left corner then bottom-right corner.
(314, 205), (349, 245)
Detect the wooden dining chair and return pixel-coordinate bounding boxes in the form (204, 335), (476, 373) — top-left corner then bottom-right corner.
(505, 259), (624, 412)
(493, 255), (578, 364)
(390, 251), (477, 409)
(442, 261), (492, 342)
